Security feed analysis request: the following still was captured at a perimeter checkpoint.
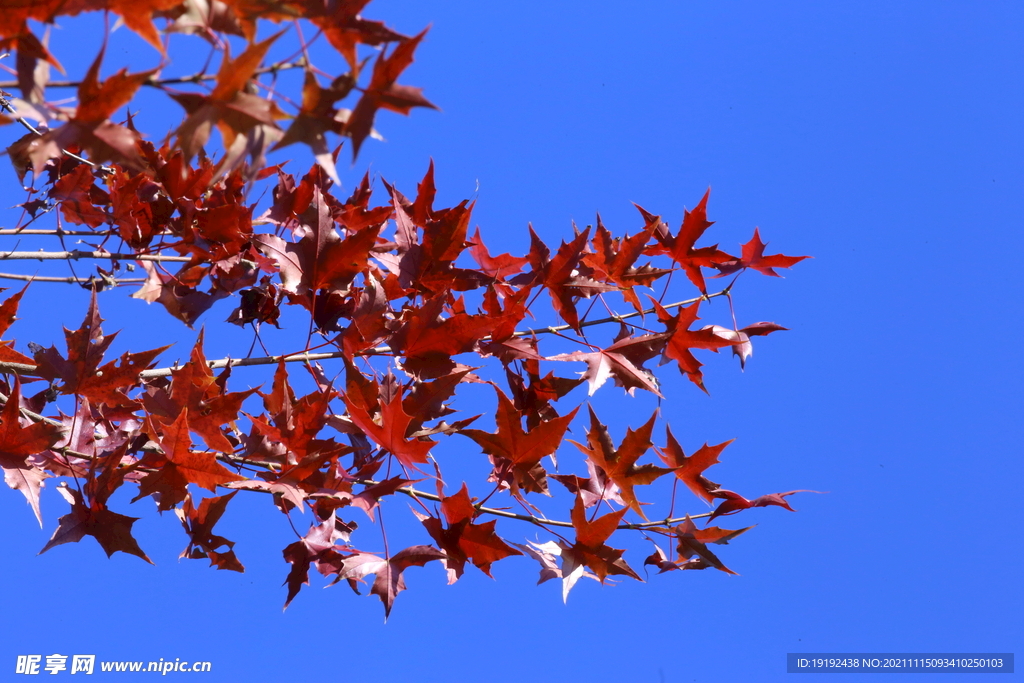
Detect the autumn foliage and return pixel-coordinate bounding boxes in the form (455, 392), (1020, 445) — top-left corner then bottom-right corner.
(0, 0), (810, 617)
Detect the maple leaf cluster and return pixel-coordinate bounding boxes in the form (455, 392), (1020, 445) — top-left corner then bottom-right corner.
(1, 0), (435, 183)
(0, 0), (813, 617)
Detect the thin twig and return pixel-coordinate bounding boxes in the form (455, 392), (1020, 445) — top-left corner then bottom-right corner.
(0, 59), (307, 91)
(515, 289), (726, 337)
(0, 272), (145, 284)
(0, 288), (731, 380)
(0, 221), (267, 237)
(0, 250), (192, 262)
(0, 229), (118, 236)
(350, 478), (714, 528)
(0, 92), (111, 172)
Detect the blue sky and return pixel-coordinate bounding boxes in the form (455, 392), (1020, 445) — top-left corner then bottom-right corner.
(1, 1), (1021, 681)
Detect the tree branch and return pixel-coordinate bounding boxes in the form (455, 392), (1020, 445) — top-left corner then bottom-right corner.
(516, 289), (727, 337)
(0, 228), (126, 236)
(0, 388), (710, 532)
(368, 477), (713, 528)
(0, 289), (731, 379)
(0, 250), (192, 262)
(0, 92), (112, 172)
(0, 272), (145, 284)
(0, 59), (308, 91)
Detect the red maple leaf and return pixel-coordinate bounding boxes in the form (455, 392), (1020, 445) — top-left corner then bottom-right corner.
(505, 358), (583, 430)
(63, 0), (184, 52)
(469, 227), (529, 281)
(673, 515), (740, 575)
(581, 215), (669, 312)
(568, 408), (672, 519)
(131, 260), (219, 328)
(176, 491), (244, 572)
(0, 377), (63, 525)
(0, 286), (35, 366)
(346, 30), (438, 157)
(460, 387), (578, 496)
(248, 361), (341, 468)
(547, 330), (669, 397)
(551, 457), (625, 509)
(10, 47), (156, 174)
(272, 69), (355, 184)
(713, 228), (809, 277)
(701, 321), (789, 369)
(558, 494), (640, 601)
(310, 1), (407, 73)
(254, 185), (381, 325)
(31, 290), (168, 412)
(143, 332), (256, 452)
(387, 295), (501, 379)
(107, 168), (175, 250)
(41, 483), (152, 563)
(133, 410), (244, 511)
(228, 450), (348, 515)
(49, 163), (108, 228)
(414, 482), (521, 583)
(656, 425), (733, 504)
(708, 489), (821, 522)
(642, 190), (735, 293)
(377, 164), (490, 296)
(351, 476), (416, 521)
(282, 512), (352, 608)
(645, 522), (752, 572)
(650, 298), (737, 393)
(168, 31), (288, 170)
(335, 171), (393, 231)
(0, 4), (63, 42)
(343, 387), (436, 471)
(368, 545), (447, 619)
(512, 225), (616, 332)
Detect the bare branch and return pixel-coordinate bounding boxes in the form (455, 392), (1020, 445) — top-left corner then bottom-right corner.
(0, 228), (130, 236)
(0, 250), (192, 263)
(0, 271), (145, 284)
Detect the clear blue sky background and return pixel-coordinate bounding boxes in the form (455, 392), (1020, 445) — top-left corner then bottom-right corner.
(1, 2), (1021, 681)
